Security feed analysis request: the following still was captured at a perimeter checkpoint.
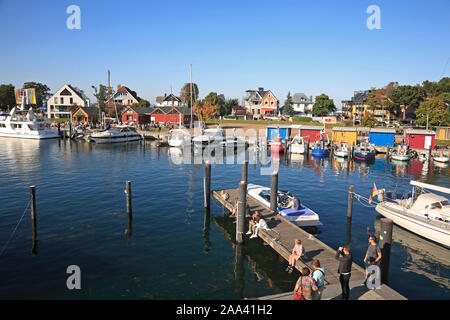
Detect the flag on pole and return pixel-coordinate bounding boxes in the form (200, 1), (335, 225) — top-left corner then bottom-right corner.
(369, 183), (377, 204)
(14, 89), (21, 104)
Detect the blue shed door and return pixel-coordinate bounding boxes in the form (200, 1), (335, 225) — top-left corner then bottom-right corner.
(267, 128), (288, 141)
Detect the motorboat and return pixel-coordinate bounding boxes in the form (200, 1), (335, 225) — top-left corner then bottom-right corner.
(269, 136), (285, 153)
(89, 125), (142, 143)
(375, 180), (450, 248)
(311, 129), (329, 156)
(433, 151), (449, 163)
(168, 128), (191, 147)
(247, 184), (322, 227)
(0, 100), (59, 139)
(391, 144), (411, 161)
(335, 142), (350, 158)
(289, 135), (308, 154)
(354, 141), (376, 161)
(192, 127), (226, 146)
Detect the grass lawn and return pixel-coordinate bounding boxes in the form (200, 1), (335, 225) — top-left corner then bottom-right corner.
(436, 139), (450, 147)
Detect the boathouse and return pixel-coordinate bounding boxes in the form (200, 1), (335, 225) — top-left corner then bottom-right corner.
(295, 125), (325, 143)
(369, 128), (396, 147)
(435, 126), (450, 140)
(150, 107), (194, 126)
(121, 106), (152, 125)
(266, 125), (292, 142)
(404, 129), (436, 150)
(332, 127), (357, 145)
(72, 106), (100, 124)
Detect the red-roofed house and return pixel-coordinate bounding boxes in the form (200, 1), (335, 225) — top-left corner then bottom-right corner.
(105, 85), (141, 117)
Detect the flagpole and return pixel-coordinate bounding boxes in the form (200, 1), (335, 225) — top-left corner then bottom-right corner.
(190, 64), (193, 129)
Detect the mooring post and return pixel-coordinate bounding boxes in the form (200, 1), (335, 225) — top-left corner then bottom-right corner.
(236, 181), (246, 244)
(30, 186), (37, 255)
(125, 181), (132, 239)
(347, 185), (354, 219)
(241, 160), (248, 185)
(379, 218), (393, 284)
(234, 243), (245, 299)
(204, 162), (211, 209)
(270, 171), (278, 212)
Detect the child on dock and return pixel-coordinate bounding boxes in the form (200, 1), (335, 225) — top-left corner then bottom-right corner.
(286, 239), (304, 274)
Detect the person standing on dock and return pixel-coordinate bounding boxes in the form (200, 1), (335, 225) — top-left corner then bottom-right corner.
(336, 245), (353, 300)
(311, 259), (326, 300)
(293, 268), (318, 300)
(363, 235), (382, 287)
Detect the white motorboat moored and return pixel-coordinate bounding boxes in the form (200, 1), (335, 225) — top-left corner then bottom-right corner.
(192, 127), (226, 145)
(90, 125), (142, 143)
(168, 128), (191, 147)
(289, 135), (309, 154)
(247, 184), (322, 227)
(391, 144), (411, 161)
(335, 142), (350, 158)
(433, 151), (449, 163)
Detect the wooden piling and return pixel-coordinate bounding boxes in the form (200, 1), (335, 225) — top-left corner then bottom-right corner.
(270, 171), (278, 212)
(204, 162), (211, 209)
(30, 186), (37, 254)
(236, 181), (246, 244)
(125, 180), (132, 233)
(241, 160), (248, 185)
(379, 218), (393, 284)
(347, 185), (354, 219)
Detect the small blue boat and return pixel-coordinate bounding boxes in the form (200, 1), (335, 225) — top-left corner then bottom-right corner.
(354, 141), (376, 161)
(311, 130), (329, 156)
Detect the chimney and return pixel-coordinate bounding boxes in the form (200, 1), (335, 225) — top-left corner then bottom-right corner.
(258, 87), (264, 92)
(117, 84), (121, 91)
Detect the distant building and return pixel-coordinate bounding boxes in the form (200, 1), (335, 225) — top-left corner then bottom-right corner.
(47, 84), (90, 119)
(244, 87), (279, 118)
(149, 106), (195, 126)
(72, 106), (100, 124)
(342, 90), (392, 123)
(155, 93), (186, 108)
(122, 106), (153, 125)
(292, 93), (314, 116)
(231, 105), (247, 116)
(105, 85), (141, 117)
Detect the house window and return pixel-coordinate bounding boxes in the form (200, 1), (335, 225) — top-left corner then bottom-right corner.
(127, 115), (133, 121)
(271, 101), (274, 106)
(265, 101), (268, 105)
(54, 97), (57, 104)
(70, 98), (73, 104)
(60, 97), (64, 104)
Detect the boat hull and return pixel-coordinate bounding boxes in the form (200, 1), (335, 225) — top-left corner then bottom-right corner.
(335, 151), (349, 158)
(90, 135), (142, 143)
(433, 157), (449, 163)
(0, 131), (59, 139)
(354, 152), (375, 161)
(391, 154), (410, 161)
(375, 203), (450, 248)
(289, 144), (306, 154)
(311, 148), (328, 156)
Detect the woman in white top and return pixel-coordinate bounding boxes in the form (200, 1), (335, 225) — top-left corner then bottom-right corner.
(249, 214), (268, 239)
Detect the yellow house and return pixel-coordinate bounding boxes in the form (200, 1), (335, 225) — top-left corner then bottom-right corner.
(332, 127), (358, 145)
(342, 90), (391, 122)
(436, 127), (450, 140)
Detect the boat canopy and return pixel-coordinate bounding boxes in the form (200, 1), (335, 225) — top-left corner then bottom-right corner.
(410, 181), (450, 195)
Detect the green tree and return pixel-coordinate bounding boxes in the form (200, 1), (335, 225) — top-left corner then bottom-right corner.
(415, 98), (449, 127)
(91, 84), (109, 112)
(0, 84), (16, 110)
(283, 91), (294, 116)
(23, 82), (50, 108)
(224, 98), (239, 115)
(388, 85), (422, 120)
(312, 94), (335, 116)
(137, 99), (150, 108)
(204, 92), (225, 116)
(180, 83), (199, 108)
(362, 113), (377, 127)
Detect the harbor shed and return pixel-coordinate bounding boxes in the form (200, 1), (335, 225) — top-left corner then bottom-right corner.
(294, 125), (325, 143)
(266, 125), (292, 142)
(332, 127), (357, 145)
(73, 107), (100, 124)
(404, 129), (436, 150)
(369, 128), (396, 149)
(435, 126), (450, 140)
(122, 106), (152, 125)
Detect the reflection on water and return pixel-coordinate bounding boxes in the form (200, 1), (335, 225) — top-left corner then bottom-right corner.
(0, 138), (449, 300)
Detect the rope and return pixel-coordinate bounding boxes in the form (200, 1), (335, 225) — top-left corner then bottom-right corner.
(0, 200), (31, 257)
(350, 191), (379, 208)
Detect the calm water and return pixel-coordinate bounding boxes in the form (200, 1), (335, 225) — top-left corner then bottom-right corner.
(0, 138), (449, 300)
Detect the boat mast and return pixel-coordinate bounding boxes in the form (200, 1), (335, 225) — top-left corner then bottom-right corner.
(190, 64), (193, 129)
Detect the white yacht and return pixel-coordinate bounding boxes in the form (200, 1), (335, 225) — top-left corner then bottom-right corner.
(0, 102), (59, 139)
(168, 128), (191, 147)
(247, 184), (322, 227)
(192, 127), (226, 145)
(375, 181), (450, 248)
(89, 125), (142, 143)
(335, 142), (350, 158)
(289, 135), (308, 154)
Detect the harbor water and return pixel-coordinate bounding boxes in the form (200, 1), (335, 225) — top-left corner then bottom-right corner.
(0, 138), (449, 299)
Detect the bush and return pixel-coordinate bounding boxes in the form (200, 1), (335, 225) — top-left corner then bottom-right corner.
(292, 116), (312, 122)
(223, 115), (237, 119)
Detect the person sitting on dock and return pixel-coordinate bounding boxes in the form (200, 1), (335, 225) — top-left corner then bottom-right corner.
(248, 212), (268, 239)
(286, 239), (304, 274)
(246, 212), (259, 235)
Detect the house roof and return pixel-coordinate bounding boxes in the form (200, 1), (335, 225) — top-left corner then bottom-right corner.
(333, 127), (358, 132)
(150, 106), (192, 115)
(369, 128), (396, 134)
(292, 93), (312, 104)
(106, 85), (140, 103)
(74, 107), (100, 116)
(404, 129), (436, 135)
(127, 106), (153, 114)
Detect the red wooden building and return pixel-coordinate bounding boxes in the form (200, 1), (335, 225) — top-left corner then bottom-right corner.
(404, 129), (436, 150)
(150, 107), (195, 125)
(122, 106), (153, 124)
(296, 125), (327, 143)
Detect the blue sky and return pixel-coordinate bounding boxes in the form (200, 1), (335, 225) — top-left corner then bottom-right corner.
(1, 0), (449, 108)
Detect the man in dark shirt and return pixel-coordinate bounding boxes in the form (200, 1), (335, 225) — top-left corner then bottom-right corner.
(335, 245), (353, 300)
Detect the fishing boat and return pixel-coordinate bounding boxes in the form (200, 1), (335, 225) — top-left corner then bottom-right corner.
(269, 136), (285, 153)
(192, 127), (226, 146)
(433, 151), (449, 163)
(168, 128), (191, 147)
(311, 129), (329, 156)
(89, 125), (142, 143)
(335, 142), (350, 158)
(390, 144), (411, 161)
(0, 100), (59, 140)
(247, 184), (322, 227)
(353, 141), (376, 161)
(289, 134), (308, 154)
(375, 180), (450, 248)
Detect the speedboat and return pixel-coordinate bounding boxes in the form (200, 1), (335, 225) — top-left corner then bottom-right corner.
(375, 180), (450, 248)
(289, 135), (308, 154)
(354, 141), (376, 161)
(335, 142), (350, 158)
(168, 128), (191, 147)
(90, 125), (142, 143)
(247, 184), (322, 227)
(391, 144), (411, 161)
(269, 136), (285, 153)
(433, 151), (449, 163)
(0, 103), (59, 140)
(192, 127), (226, 146)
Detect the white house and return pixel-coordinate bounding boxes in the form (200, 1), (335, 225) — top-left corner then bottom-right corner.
(47, 84), (90, 119)
(292, 93), (314, 116)
(155, 93), (186, 108)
